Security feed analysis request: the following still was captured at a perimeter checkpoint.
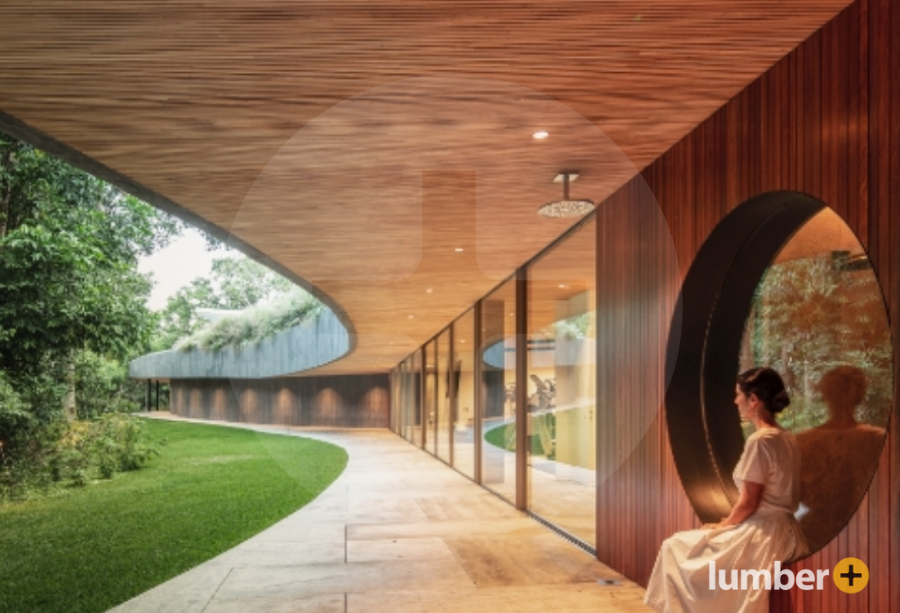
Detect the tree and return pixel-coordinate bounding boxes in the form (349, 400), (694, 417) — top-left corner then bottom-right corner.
(153, 255), (293, 351)
(0, 133), (180, 425)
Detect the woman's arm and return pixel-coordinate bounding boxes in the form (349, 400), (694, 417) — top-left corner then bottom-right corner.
(704, 482), (765, 529)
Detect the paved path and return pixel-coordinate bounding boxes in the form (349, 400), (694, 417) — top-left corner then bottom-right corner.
(111, 415), (651, 613)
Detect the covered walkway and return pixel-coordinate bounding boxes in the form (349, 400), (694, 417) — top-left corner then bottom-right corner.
(113, 415), (649, 613)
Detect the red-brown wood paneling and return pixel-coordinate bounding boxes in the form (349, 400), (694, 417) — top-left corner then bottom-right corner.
(594, 1), (899, 610)
(170, 375), (390, 428)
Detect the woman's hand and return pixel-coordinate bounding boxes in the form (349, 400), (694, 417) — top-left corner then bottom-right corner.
(716, 482), (765, 528)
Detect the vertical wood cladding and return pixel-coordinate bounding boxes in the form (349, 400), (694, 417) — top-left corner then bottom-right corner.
(169, 375), (389, 428)
(596, 1), (899, 610)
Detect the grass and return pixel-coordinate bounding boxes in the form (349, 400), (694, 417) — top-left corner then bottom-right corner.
(483, 421), (548, 455)
(0, 419), (348, 613)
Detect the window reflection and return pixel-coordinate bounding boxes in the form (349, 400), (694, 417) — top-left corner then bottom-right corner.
(480, 278), (517, 503)
(453, 309), (476, 479)
(407, 350), (423, 446)
(425, 341), (437, 456)
(436, 329), (452, 463)
(739, 208), (890, 552)
(526, 218), (596, 546)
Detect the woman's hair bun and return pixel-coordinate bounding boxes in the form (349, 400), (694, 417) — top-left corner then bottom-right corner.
(771, 390), (791, 413)
(737, 367), (790, 414)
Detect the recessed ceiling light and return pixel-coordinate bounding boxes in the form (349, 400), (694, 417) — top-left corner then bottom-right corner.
(426, 288), (433, 294)
(454, 247), (464, 252)
(408, 314), (415, 319)
(559, 284), (566, 288)
(533, 130), (549, 140)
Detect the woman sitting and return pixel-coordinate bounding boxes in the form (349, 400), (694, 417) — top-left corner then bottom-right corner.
(644, 367), (807, 613)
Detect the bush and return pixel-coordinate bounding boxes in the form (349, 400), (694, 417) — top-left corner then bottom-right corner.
(0, 414), (162, 502)
(176, 288), (323, 352)
(74, 351), (143, 419)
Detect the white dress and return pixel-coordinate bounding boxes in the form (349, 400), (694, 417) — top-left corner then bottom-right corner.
(644, 427), (807, 613)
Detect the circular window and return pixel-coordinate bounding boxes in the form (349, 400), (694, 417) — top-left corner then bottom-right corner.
(666, 191), (892, 556)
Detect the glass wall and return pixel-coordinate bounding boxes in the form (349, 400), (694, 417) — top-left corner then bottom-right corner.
(436, 329), (452, 463)
(424, 341), (437, 455)
(387, 220), (596, 547)
(406, 351), (422, 445)
(526, 218), (596, 546)
(453, 309), (476, 479)
(480, 277), (518, 504)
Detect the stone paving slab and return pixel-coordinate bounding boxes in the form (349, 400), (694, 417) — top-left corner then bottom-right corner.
(110, 415), (651, 613)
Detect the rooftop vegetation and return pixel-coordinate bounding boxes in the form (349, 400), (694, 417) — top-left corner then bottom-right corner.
(174, 287), (323, 352)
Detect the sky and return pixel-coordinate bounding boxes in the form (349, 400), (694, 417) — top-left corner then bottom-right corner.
(137, 227), (223, 311)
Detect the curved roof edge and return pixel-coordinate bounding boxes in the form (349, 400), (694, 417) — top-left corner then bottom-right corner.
(129, 308), (350, 380)
(0, 109), (359, 361)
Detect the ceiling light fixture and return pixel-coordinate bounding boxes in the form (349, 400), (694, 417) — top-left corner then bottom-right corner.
(533, 130), (549, 140)
(537, 172), (595, 219)
(454, 247), (464, 252)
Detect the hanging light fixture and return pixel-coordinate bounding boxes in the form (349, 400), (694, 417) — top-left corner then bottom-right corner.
(537, 172), (595, 218)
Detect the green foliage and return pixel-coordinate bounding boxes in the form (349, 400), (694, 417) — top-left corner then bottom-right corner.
(0, 133), (181, 436)
(176, 288), (323, 352)
(0, 414), (161, 502)
(152, 255), (296, 351)
(745, 253), (892, 433)
(552, 312), (593, 340)
(0, 371), (32, 438)
(0, 138), (180, 375)
(0, 419), (348, 613)
(74, 350), (143, 419)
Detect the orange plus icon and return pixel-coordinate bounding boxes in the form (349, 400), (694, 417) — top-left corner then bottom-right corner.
(833, 558), (869, 593)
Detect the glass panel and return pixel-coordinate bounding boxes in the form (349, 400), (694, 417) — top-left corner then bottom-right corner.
(408, 351), (423, 446)
(739, 208), (891, 552)
(453, 309), (476, 479)
(397, 360), (407, 439)
(425, 341), (437, 456)
(391, 366), (398, 433)
(436, 329), (452, 463)
(526, 218), (596, 546)
(480, 277), (518, 503)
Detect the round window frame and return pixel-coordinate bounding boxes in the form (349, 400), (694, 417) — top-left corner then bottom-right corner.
(664, 190), (892, 557)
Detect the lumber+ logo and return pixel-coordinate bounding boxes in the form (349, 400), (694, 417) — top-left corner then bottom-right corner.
(708, 558), (869, 593)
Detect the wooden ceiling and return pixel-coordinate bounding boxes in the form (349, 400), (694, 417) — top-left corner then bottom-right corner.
(0, 1), (854, 375)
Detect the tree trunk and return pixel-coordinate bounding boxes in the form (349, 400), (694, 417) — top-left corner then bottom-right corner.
(63, 352), (77, 421)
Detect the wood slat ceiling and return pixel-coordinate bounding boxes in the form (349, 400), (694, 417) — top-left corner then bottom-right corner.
(0, 1), (853, 374)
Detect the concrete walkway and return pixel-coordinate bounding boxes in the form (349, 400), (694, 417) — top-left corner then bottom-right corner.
(111, 415), (651, 613)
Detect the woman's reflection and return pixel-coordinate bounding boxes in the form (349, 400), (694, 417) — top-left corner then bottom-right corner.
(796, 365), (886, 549)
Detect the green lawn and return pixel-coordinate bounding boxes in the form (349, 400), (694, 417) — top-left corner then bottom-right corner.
(484, 417), (554, 456)
(0, 419), (348, 613)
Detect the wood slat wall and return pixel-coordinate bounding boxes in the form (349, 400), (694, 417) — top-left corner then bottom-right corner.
(595, 1), (899, 610)
(170, 375), (390, 428)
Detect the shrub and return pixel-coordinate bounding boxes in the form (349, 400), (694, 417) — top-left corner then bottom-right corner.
(0, 414), (162, 502)
(176, 288), (323, 352)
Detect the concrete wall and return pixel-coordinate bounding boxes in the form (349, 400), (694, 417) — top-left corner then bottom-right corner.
(170, 374), (389, 428)
(129, 308), (350, 379)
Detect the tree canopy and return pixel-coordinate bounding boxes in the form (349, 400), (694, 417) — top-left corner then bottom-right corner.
(0, 133), (180, 428)
(152, 255), (294, 351)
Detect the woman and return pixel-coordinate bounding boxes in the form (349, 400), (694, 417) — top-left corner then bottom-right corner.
(644, 367), (807, 613)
